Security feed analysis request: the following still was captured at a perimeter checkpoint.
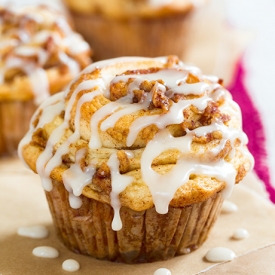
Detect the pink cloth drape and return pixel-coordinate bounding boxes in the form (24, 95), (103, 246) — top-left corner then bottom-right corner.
(227, 61), (275, 203)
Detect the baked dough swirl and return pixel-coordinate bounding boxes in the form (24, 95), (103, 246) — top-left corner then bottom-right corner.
(19, 56), (254, 231)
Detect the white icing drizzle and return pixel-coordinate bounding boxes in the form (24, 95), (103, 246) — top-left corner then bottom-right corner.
(17, 225), (48, 239)
(171, 82), (211, 95)
(36, 80), (104, 191)
(14, 46), (48, 64)
(18, 91), (65, 165)
(33, 30), (54, 44)
(232, 228), (249, 240)
(58, 52), (80, 78)
(100, 103), (141, 133)
(29, 68), (50, 105)
(107, 153), (134, 231)
(32, 246), (59, 258)
(153, 268), (172, 275)
(141, 127), (237, 214)
(0, 38), (18, 49)
(221, 200), (238, 214)
(127, 95), (211, 147)
(18, 57), (254, 232)
(3, 52), (50, 104)
(81, 56), (170, 76)
(238, 146), (255, 172)
(194, 119), (248, 159)
(68, 193), (82, 209)
(89, 102), (120, 149)
(124, 150), (134, 158)
(63, 148), (96, 209)
(64, 33), (90, 55)
(37, 120), (69, 191)
(220, 101), (242, 126)
(111, 68), (189, 89)
(62, 259), (80, 272)
(202, 74), (220, 83)
(205, 247), (236, 263)
(102, 69), (213, 147)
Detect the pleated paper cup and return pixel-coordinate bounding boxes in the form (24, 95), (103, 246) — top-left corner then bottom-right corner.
(45, 178), (224, 263)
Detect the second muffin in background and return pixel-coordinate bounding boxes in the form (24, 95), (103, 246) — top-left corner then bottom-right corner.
(63, 0), (206, 60)
(0, 4), (92, 156)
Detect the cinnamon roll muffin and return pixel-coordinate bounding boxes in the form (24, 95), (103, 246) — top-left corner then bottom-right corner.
(63, 0), (205, 60)
(19, 56), (254, 263)
(0, 5), (92, 155)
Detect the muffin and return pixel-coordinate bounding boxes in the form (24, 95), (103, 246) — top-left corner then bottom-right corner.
(63, 0), (205, 61)
(19, 55), (254, 263)
(0, 5), (92, 156)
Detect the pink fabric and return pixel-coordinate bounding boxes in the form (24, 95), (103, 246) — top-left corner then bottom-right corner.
(227, 61), (275, 203)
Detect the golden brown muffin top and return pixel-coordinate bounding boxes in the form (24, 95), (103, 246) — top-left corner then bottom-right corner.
(19, 56), (253, 231)
(0, 5), (92, 103)
(63, 0), (202, 19)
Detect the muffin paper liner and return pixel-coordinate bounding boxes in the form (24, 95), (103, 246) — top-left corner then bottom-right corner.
(0, 100), (36, 156)
(46, 179), (224, 263)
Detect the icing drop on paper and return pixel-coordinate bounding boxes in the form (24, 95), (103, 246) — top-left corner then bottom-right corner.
(17, 225), (48, 239)
(62, 259), (80, 272)
(232, 228), (249, 240)
(221, 200), (238, 214)
(153, 268), (172, 275)
(32, 246), (59, 258)
(205, 247), (236, 263)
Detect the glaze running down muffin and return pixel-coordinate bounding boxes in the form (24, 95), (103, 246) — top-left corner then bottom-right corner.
(19, 56), (254, 263)
(0, 5), (92, 155)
